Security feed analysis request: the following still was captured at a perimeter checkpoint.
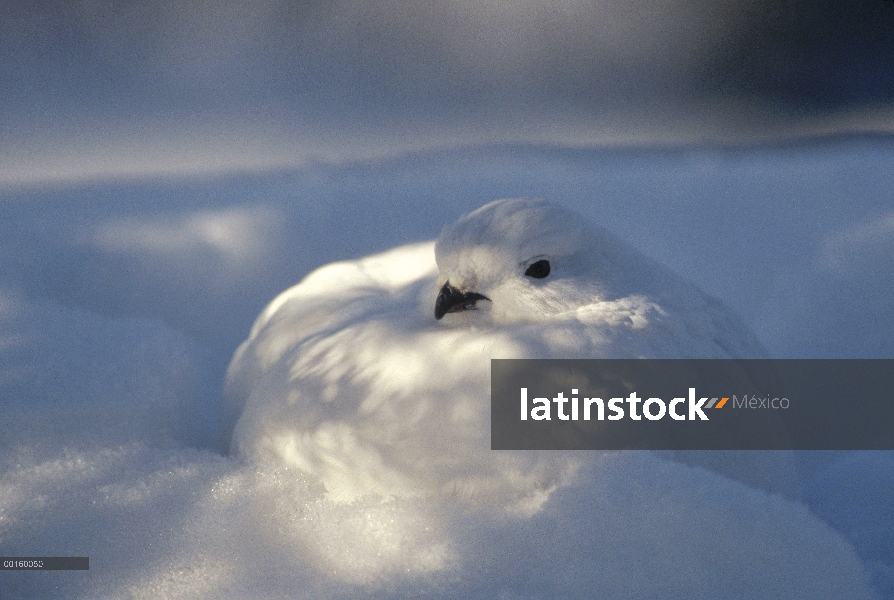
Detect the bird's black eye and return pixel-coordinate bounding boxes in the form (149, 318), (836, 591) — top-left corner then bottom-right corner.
(524, 259), (550, 279)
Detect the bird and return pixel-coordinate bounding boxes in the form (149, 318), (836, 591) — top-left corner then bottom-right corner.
(220, 198), (776, 512)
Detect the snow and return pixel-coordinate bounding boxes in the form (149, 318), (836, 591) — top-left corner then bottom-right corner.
(1, 137), (893, 598)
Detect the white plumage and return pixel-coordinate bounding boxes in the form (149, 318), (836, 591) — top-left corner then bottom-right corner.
(221, 199), (769, 510)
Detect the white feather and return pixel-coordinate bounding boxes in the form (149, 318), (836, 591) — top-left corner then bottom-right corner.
(222, 199), (772, 510)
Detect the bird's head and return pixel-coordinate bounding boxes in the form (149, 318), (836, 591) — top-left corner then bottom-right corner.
(434, 199), (606, 324)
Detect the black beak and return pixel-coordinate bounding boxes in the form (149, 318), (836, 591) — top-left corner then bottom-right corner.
(434, 282), (490, 320)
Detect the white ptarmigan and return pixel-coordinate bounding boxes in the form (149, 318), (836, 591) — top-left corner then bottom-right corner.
(221, 199), (772, 512)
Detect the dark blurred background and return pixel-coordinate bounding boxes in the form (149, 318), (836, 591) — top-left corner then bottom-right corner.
(3, 0), (893, 186)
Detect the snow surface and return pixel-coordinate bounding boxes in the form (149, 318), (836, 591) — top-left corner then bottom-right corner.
(1, 136), (893, 598)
